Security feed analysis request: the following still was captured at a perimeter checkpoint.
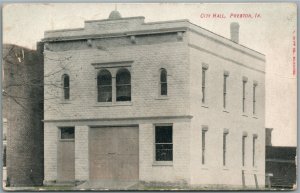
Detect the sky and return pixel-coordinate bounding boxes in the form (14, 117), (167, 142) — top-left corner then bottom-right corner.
(3, 3), (297, 146)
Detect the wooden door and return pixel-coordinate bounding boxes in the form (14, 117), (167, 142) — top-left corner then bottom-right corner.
(89, 127), (138, 181)
(57, 140), (75, 182)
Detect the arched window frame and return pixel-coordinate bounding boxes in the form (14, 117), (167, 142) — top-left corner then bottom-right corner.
(159, 68), (168, 96)
(97, 69), (112, 102)
(62, 74), (70, 100)
(116, 68), (131, 102)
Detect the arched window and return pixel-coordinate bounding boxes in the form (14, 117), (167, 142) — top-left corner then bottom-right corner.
(160, 68), (167, 96)
(97, 69), (112, 102)
(116, 68), (131, 101)
(62, 74), (70, 100)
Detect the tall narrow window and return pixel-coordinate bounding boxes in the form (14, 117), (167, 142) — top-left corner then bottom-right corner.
(202, 67), (207, 103)
(242, 77), (248, 113)
(253, 135), (257, 167)
(253, 82), (257, 115)
(3, 145), (6, 167)
(63, 74), (70, 100)
(97, 69), (112, 102)
(202, 127), (208, 164)
(160, 68), (167, 96)
(116, 68), (131, 101)
(223, 72), (229, 109)
(155, 125), (173, 161)
(242, 135), (247, 166)
(223, 130), (229, 166)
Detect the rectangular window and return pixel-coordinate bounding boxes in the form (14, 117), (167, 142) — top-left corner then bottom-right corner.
(60, 127), (75, 139)
(3, 144), (6, 167)
(155, 125), (173, 161)
(223, 132), (228, 166)
(253, 136), (257, 167)
(63, 74), (70, 100)
(242, 80), (247, 113)
(242, 136), (246, 166)
(253, 84), (257, 115)
(202, 68), (206, 103)
(223, 74), (228, 109)
(160, 69), (168, 96)
(202, 128), (208, 164)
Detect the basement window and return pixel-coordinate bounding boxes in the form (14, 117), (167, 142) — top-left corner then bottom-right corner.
(60, 127), (75, 140)
(155, 125), (173, 161)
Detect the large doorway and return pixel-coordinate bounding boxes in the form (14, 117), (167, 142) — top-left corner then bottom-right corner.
(89, 126), (139, 181)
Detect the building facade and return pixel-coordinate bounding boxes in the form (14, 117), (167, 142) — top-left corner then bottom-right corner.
(42, 11), (265, 189)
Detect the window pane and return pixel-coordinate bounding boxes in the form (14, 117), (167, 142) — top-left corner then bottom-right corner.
(156, 146), (173, 161)
(98, 86), (112, 102)
(116, 69), (131, 84)
(161, 83), (167, 95)
(61, 127), (74, 139)
(63, 74), (70, 100)
(64, 88), (70, 100)
(3, 145), (6, 167)
(116, 69), (131, 101)
(155, 126), (172, 143)
(98, 70), (112, 86)
(160, 69), (167, 82)
(64, 75), (69, 87)
(116, 85), (131, 101)
(202, 131), (206, 164)
(97, 70), (112, 102)
(156, 144), (173, 150)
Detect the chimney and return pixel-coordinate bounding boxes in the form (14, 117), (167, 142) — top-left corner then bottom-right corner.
(230, 22), (240, 43)
(265, 128), (273, 146)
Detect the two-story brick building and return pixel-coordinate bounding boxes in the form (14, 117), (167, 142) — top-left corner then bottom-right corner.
(42, 10), (265, 189)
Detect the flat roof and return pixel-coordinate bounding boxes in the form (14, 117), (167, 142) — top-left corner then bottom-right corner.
(43, 16), (265, 60)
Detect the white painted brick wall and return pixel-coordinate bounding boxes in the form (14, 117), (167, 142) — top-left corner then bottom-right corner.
(44, 41), (190, 121)
(44, 123), (58, 182)
(188, 30), (265, 188)
(139, 122), (191, 183)
(75, 126), (89, 181)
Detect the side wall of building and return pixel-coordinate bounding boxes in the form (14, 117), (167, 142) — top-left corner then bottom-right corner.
(188, 30), (266, 188)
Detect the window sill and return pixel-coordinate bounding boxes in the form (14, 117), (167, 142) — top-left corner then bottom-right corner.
(223, 166), (229, 170)
(252, 116), (258, 119)
(59, 139), (75, 142)
(201, 104), (209, 108)
(94, 101), (132, 107)
(94, 102), (113, 107)
(152, 161), (173, 166)
(223, 109), (229, 113)
(60, 101), (72, 104)
(115, 101), (132, 106)
(242, 114), (248, 117)
(155, 96), (169, 100)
